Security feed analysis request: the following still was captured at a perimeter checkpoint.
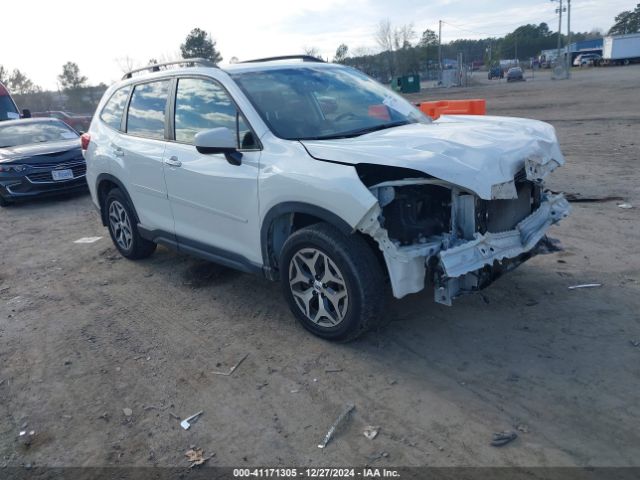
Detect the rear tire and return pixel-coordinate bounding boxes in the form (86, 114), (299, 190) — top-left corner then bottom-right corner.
(0, 196), (13, 207)
(279, 223), (386, 342)
(105, 188), (156, 259)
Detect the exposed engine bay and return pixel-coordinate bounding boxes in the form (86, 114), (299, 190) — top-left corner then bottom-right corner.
(356, 162), (571, 305)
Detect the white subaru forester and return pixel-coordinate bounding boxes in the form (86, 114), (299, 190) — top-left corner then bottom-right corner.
(83, 56), (570, 341)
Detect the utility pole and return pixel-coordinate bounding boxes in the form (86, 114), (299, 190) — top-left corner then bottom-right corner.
(566, 0), (572, 78)
(556, 0), (563, 69)
(438, 20), (443, 83)
(515, 33), (518, 61)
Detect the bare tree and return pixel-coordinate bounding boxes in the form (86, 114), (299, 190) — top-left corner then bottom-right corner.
(393, 23), (416, 50)
(7, 69), (40, 95)
(351, 46), (374, 57)
(375, 19), (394, 52)
(303, 46), (321, 58)
(115, 56), (137, 74)
(375, 20), (416, 51)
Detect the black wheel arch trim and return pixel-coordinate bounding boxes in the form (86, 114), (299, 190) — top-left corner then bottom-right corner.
(260, 202), (354, 278)
(95, 173), (139, 227)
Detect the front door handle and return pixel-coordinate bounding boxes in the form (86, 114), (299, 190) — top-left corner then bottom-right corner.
(164, 156), (182, 167)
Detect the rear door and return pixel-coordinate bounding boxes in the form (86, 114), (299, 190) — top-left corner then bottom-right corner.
(162, 76), (262, 264)
(114, 79), (175, 234)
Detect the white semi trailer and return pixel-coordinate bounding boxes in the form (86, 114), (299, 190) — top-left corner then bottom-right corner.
(602, 33), (640, 65)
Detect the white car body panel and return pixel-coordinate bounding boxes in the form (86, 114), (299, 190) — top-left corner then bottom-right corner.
(114, 133), (174, 234)
(257, 138), (377, 230)
(162, 143), (262, 263)
(301, 115), (565, 200)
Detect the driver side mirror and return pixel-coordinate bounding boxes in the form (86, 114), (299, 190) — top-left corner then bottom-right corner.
(194, 127), (242, 165)
(22, 109), (31, 119)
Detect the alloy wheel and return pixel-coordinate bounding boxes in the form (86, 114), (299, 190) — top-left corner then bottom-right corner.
(108, 200), (133, 251)
(288, 248), (349, 327)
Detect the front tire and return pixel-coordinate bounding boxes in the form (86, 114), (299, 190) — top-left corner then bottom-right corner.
(279, 223), (386, 341)
(105, 188), (156, 259)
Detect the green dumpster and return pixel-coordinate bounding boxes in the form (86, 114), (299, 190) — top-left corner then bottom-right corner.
(392, 74), (420, 93)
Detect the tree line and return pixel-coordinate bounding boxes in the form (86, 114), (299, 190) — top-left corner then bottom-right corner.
(3, 4), (637, 114)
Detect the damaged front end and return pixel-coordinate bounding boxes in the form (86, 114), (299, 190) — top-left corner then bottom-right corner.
(356, 158), (571, 305)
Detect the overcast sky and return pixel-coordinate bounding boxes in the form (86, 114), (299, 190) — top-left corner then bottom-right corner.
(2, 0), (631, 89)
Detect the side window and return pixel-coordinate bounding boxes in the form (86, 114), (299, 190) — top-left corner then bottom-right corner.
(99, 86), (131, 131)
(174, 77), (257, 149)
(126, 80), (169, 139)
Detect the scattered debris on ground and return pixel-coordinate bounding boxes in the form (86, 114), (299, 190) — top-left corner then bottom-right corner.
(363, 425), (379, 440)
(568, 283), (602, 290)
(122, 408), (132, 417)
(617, 203), (633, 209)
(212, 353), (249, 376)
(318, 404), (355, 449)
(516, 424), (529, 433)
(73, 237), (103, 244)
(491, 431), (518, 447)
(180, 411), (204, 430)
(367, 451), (390, 462)
(325, 368), (343, 373)
(561, 193), (624, 203)
(185, 447), (213, 468)
(630, 340), (640, 348)
(18, 430), (36, 447)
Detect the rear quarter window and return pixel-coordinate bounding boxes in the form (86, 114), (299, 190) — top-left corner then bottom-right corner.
(100, 86), (131, 130)
(126, 80), (170, 140)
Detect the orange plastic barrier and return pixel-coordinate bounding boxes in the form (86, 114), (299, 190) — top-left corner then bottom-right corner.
(418, 99), (486, 120)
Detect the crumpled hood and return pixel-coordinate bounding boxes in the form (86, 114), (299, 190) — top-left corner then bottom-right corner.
(0, 139), (81, 164)
(301, 115), (565, 199)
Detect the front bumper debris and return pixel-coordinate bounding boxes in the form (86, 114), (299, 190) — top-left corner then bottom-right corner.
(439, 194), (570, 278)
(434, 194), (570, 305)
(358, 191), (570, 303)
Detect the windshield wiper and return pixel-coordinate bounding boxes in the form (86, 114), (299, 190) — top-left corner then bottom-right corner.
(300, 120), (412, 140)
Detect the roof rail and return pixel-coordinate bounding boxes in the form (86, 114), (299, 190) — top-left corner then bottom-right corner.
(121, 58), (217, 80)
(239, 55), (325, 64)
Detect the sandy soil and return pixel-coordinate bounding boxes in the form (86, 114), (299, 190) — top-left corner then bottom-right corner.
(1, 65), (639, 469)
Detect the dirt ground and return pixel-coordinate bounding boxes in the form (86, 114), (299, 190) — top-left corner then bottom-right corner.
(1, 65), (639, 470)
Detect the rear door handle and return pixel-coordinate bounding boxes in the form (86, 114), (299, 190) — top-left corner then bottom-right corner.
(164, 156), (182, 167)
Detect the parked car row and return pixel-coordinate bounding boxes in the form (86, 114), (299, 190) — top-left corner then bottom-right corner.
(0, 118), (87, 206)
(573, 53), (602, 66)
(0, 82), (90, 206)
(32, 110), (92, 133)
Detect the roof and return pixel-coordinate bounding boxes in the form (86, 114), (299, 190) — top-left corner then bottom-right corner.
(116, 57), (340, 86)
(224, 60), (337, 74)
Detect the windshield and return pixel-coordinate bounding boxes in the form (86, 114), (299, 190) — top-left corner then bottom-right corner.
(231, 66), (429, 140)
(0, 120), (79, 148)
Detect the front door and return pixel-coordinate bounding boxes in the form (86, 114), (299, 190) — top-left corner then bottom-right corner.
(162, 77), (262, 265)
